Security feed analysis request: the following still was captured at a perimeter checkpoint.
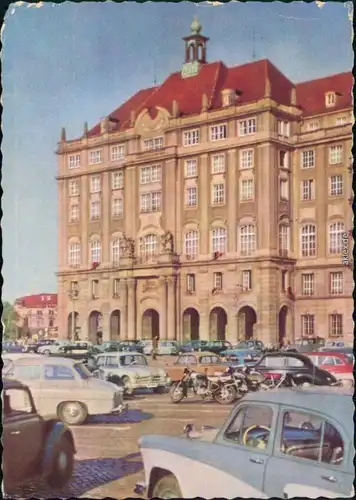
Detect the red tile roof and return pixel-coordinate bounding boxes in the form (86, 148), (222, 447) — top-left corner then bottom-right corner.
(86, 59), (352, 136)
(15, 294), (58, 308)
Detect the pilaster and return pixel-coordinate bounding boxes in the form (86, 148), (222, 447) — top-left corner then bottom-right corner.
(199, 153), (209, 255)
(102, 171), (110, 264)
(159, 276), (167, 339)
(167, 276), (177, 340)
(227, 149), (237, 253)
(120, 279), (128, 340)
(127, 278), (136, 339)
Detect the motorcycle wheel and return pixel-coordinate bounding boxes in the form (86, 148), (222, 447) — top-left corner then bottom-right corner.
(169, 382), (185, 404)
(214, 385), (237, 405)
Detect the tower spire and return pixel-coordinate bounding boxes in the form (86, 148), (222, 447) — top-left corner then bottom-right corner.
(181, 17), (209, 78)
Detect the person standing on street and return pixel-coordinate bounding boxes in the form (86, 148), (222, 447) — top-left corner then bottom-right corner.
(152, 335), (159, 360)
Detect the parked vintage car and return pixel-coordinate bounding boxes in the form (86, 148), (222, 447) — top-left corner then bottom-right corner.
(3, 354), (127, 425)
(164, 352), (226, 382)
(287, 336), (326, 353)
(37, 340), (72, 356)
(136, 387), (354, 498)
(2, 341), (25, 353)
(220, 347), (261, 364)
(205, 340), (233, 354)
(178, 340), (208, 353)
(24, 339), (57, 353)
(250, 351), (338, 386)
(3, 378), (76, 493)
(234, 340), (265, 352)
(143, 340), (180, 356)
(92, 352), (171, 394)
(119, 340), (144, 353)
(307, 351), (354, 387)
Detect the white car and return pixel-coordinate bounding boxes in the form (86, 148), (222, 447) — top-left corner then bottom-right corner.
(3, 354), (127, 425)
(37, 340), (72, 356)
(136, 387), (354, 498)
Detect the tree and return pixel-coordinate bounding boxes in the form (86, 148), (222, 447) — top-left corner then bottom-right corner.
(2, 301), (18, 340)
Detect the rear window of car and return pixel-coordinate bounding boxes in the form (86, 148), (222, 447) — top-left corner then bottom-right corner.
(199, 356), (220, 364)
(14, 364), (42, 380)
(44, 365), (75, 380)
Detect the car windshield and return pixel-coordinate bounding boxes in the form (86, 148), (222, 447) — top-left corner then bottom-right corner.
(74, 363), (92, 379)
(120, 355), (148, 366)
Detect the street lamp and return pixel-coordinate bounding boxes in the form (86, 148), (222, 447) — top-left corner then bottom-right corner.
(68, 289), (79, 341)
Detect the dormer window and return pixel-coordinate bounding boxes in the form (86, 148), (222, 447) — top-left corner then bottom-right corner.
(221, 89), (235, 107)
(325, 92), (336, 108)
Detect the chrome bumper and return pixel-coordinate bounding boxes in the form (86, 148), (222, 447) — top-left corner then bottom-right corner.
(134, 481), (147, 496)
(111, 403), (128, 414)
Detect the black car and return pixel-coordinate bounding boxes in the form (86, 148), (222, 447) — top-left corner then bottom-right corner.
(250, 351), (338, 386)
(3, 378), (76, 494)
(119, 340), (144, 353)
(179, 340), (208, 353)
(205, 340), (233, 355)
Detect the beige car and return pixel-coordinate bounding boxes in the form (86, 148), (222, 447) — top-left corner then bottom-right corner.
(2, 354), (127, 425)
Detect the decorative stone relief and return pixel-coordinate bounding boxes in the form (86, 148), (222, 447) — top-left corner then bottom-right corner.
(135, 107), (170, 138)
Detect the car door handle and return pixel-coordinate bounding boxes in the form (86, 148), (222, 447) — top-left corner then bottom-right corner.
(249, 457), (264, 464)
(11, 431), (20, 435)
(321, 475), (337, 484)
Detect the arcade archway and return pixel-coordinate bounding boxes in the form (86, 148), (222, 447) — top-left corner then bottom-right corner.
(209, 307), (227, 341)
(142, 309), (160, 339)
(237, 306), (257, 340)
(183, 308), (200, 342)
(110, 310), (121, 341)
(67, 311), (79, 341)
(88, 310), (103, 344)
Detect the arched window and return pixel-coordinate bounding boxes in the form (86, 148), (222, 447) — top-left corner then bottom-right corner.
(111, 238), (120, 265)
(329, 221), (345, 255)
(212, 227), (227, 254)
(90, 239), (101, 264)
(240, 225), (256, 256)
(184, 230), (199, 259)
(279, 224), (289, 255)
(300, 224), (316, 257)
(68, 242), (80, 267)
(141, 234), (158, 260)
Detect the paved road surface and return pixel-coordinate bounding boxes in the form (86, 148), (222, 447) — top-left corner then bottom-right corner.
(19, 390), (232, 499)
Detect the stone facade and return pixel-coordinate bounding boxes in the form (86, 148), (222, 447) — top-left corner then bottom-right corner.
(56, 22), (353, 345)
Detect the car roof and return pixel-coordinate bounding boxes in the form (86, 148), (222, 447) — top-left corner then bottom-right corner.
(3, 378), (28, 390)
(262, 351), (311, 360)
(101, 351), (144, 356)
(180, 351), (220, 358)
(9, 356), (79, 366)
(242, 386), (353, 419)
(3, 353), (43, 360)
(308, 351), (347, 356)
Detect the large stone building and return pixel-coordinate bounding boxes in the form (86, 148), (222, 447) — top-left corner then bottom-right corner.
(56, 19), (353, 345)
(14, 293), (58, 339)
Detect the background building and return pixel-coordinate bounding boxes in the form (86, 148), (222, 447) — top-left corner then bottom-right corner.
(56, 19), (353, 345)
(14, 293), (58, 339)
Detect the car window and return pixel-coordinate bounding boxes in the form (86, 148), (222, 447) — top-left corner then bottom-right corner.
(120, 355), (148, 366)
(321, 356), (335, 366)
(259, 356), (285, 367)
(224, 404), (273, 449)
(286, 357), (304, 367)
(44, 365), (75, 380)
(187, 355), (198, 365)
(176, 356), (188, 365)
(4, 388), (33, 416)
(333, 357), (344, 366)
(199, 355), (219, 364)
(105, 356), (119, 368)
(14, 364), (42, 381)
(279, 410), (344, 465)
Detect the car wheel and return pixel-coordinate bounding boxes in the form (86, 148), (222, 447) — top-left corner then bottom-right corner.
(122, 376), (133, 395)
(153, 386), (167, 394)
(152, 473), (182, 499)
(46, 436), (74, 488)
(44, 349), (50, 356)
(58, 401), (88, 426)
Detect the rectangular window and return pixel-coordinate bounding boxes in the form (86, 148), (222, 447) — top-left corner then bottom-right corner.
(238, 118), (256, 136)
(113, 278), (120, 298)
(69, 180), (80, 196)
(110, 144), (125, 161)
(140, 165), (162, 184)
(277, 120), (290, 137)
(90, 201), (101, 221)
(91, 280), (99, 299)
(210, 124), (227, 141)
(239, 149), (254, 169)
(241, 179), (254, 201)
(68, 154), (81, 169)
(329, 145), (343, 165)
(242, 270), (252, 291)
(90, 175), (101, 193)
(213, 272), (223, 291)
(329, 314), (343, 337)
(306, 121), (319, 131)
(143, 137), (164, 151)
(112, 171), (124, 190)
(186, 274), (196, 293)
(69, 204), (79, 223)
(279, 179), (289, 201)
(112, 197), (123, 218)
(211, 154), (225, 174)
(330, 272), (343, 295)
(329, 175), (343, 196)
(89, 149), (102, 165)
(302, 273), (315, 296)
(212, 183), (225, 205)
(184, 159), (198, 178)
(301, 314), (315, 336)
(336, 116), (348, 126)
(140, 191), (161, 213)
(301, 179), (315, 201)
(279, 151), (289, 169)
(301, 150), (315, 169)
(281, 270), (288, 292)
(183, 129), (200, 147)
(185, 187), (197, 207)
(70, 280), (79, 292)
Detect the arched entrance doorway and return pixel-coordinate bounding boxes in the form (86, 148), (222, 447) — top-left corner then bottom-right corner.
(209, 307), (227, 341)
(237, 306), (257, 340)
(67, 312), (79, 341)
(142, 309), (160, 339)
(182, 308), (200, 342)
(279, 306), (292, 347)
(110, 310), (121, 341)
(88, 311), (103, 344)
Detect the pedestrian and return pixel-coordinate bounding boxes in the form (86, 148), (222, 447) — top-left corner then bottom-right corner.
(152, 335), (159, 360)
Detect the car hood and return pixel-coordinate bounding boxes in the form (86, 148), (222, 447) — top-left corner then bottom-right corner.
(86, 376), (121, 394)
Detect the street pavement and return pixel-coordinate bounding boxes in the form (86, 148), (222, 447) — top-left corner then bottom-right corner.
(18, 389), (232, 499)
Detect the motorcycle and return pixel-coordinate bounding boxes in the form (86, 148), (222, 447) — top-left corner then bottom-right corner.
(169, 368), (237, 404)
(226, 365), (272, 394)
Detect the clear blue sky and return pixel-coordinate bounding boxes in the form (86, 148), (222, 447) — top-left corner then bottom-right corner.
(2, 1), (352, 302)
